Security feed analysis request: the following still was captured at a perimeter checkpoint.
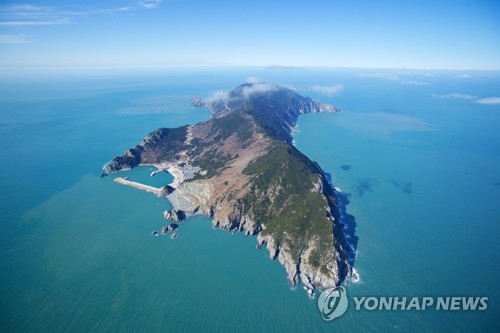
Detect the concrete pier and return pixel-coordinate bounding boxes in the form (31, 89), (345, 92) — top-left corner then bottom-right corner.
(113, 177), (162, 196)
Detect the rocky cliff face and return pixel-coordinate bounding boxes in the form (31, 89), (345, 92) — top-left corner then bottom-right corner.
(105, 127), (190, 173)
(106, 83), (350, 294)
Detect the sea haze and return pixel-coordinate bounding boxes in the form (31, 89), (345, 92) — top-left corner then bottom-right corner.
(0, 68), (499, 332)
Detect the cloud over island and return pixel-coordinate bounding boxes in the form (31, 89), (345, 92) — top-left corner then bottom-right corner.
(434, 93), (500, 106)
(433, 93), (478, 100)
(476, 97), (500, 105)
(205, 81), (279, 102)
(309, 84), (344, 96)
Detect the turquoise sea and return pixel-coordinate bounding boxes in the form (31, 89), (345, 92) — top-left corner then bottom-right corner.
(1, 68), (499, 332)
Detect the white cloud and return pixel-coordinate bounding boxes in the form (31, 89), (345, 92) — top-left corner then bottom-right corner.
(309, 84), (344, 96)
(0, 2), (161, 27)
(402, 80), (431, 86)
(205, 90), (230, 102)
(433, 93), (500, 105)
(434, 93), (477, 100)
(476, 97), (500, 105)
(0, 3), (68, 26)
(358, 73), (434, 87)
(0, 20), (68, 26)
(9, 4), (45, 12)
(279, 84), (298, 91)
(241, 83), (278, 98)
(453, 74), (473, 79)
(246, 76), (262, 84)
(0, 34), (32, 43)
(139, 0), (162, 9)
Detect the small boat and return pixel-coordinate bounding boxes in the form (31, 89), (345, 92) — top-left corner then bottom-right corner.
(151, 230), (159, 236)
(170, 231), (178, 239)
(161, 226), (168, 234)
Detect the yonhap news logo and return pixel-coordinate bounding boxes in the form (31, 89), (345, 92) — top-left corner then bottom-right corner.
(318, 287), (488, 321)
(317, 286), (348, 321)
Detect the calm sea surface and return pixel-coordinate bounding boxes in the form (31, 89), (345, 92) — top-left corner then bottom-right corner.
(1, 68), (498, 332)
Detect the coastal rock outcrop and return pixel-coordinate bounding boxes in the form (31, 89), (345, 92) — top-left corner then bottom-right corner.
(163, 210), (186, 222)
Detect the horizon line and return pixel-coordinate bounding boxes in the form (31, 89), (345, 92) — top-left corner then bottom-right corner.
(1, 64), (500, 72)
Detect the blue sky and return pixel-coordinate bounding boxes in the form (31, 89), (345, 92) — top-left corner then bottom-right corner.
(0, 0), (499, 70)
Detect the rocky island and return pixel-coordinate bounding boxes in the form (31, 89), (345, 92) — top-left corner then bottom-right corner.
(105, 82), (353, 295)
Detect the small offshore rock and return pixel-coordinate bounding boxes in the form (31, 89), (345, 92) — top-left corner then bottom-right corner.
(167, 223), (179, 232)
(191, 97), (204, 107)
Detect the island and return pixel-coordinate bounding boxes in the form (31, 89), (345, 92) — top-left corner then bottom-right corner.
(105, 82), (353, 295)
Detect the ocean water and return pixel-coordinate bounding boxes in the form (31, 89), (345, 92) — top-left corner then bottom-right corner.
(0, 68), (498, 332)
